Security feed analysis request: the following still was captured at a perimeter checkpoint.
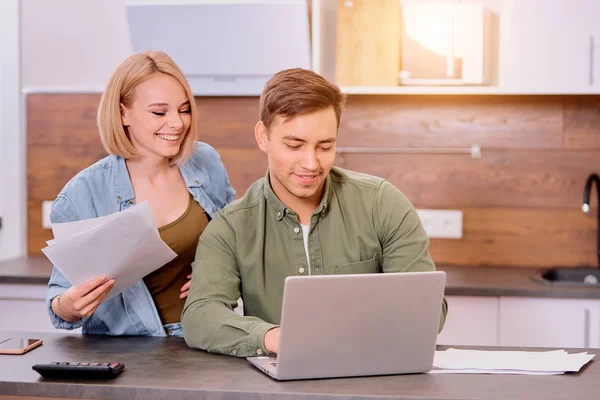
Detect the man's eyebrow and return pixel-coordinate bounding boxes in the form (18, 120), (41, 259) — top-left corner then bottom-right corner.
(282, 135), (336, 144)
(282, 135), (306, 142)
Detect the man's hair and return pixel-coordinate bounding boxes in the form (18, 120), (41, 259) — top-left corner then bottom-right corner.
(97, 51), (197, 165)
(259, 68), (346, 131)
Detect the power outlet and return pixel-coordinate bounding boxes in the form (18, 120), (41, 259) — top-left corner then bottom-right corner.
(416, 209), (463, 239)
(42, 200), (53, 230)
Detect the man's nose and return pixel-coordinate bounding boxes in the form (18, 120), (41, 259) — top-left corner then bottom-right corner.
(301, 149), (319, 170)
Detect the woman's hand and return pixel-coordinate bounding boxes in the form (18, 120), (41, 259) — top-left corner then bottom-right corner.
(180, 274), (192, 299)
(52, 276), (115, 322)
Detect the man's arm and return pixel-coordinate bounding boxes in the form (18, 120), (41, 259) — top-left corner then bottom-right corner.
(181, 212), (277, 357)
(374, 181), (448, 332)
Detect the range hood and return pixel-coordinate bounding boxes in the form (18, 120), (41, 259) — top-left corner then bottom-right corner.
(125, 0), (311, 96)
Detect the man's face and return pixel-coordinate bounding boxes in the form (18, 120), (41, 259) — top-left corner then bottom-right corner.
(255, 107), (338, 209)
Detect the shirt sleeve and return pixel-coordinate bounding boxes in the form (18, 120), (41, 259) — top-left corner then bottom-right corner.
(45, 194), (87, 330)
(374, 180), (448, 332)
(181, 211), (277, 357)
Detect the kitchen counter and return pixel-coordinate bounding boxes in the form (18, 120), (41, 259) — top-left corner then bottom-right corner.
(1, 256), (600, 298)
(0, 330), (598, 400)
(0, 256), (53, 284)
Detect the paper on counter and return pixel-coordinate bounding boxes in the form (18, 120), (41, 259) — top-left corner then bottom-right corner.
(429, 348), (595, 375)
(42, 202), (177, 300)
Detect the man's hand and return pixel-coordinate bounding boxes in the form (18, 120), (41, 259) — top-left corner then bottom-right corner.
(180, 274), (193, 299)
(264, 327), (280, 354)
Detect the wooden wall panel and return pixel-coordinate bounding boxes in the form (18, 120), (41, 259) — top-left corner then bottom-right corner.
(429, 208), (596, 268)
(196, 97), (258, 147)
(564, 96), (600, 149)
(338, 151), (600, 209)
(25, 93), (600, 269)
(27, 94), (100, 146)
(339, 96), (564, 149)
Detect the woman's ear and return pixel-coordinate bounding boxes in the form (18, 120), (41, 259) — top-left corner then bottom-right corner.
(120, 103), (129, 127)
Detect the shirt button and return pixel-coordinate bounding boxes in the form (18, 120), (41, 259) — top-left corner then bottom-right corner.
(277, 211), (282, 218)
(116, 196), (121, 202)
(256, 349), (263, 355)
(194, 180), (199, 185)
(232, 349), (238, 355)
(293, 227), (300, 234)
(129, 199), (135, 205)
(299, 267), (305, 274)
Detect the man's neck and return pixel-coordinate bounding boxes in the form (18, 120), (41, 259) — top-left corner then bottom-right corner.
(268, 173), (323, 225)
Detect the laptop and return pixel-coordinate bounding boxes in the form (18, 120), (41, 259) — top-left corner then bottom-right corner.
(247, 271), (446, 380)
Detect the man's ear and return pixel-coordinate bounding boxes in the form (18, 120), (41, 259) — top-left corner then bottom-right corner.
(120, 103), (129, 127)
(255, 121), (269, 152)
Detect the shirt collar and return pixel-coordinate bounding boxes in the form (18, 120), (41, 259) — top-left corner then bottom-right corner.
(262, 169), (332, 221)
(112, 155), (204, 206)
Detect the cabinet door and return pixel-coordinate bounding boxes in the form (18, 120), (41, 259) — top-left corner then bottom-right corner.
(499, 297), (600, 348)
(0, 283), (81, 334)
(502, 0), (594, 93)
(437, 295), (499, 346)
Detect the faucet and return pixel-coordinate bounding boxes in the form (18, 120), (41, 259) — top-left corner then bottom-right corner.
(583, 173), (600, 268)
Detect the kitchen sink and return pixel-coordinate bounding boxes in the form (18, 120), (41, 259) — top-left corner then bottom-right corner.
(531, 267), (600, 287)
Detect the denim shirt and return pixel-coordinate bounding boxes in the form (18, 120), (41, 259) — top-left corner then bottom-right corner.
(46, 142), (235, 336)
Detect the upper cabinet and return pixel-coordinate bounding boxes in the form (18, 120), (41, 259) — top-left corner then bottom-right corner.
(312, 0), (600, 94)
(501, 0), (598, 94)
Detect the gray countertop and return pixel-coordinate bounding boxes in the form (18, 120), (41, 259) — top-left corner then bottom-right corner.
(2, 256), (600, 299)
(0, 331), (598, 400)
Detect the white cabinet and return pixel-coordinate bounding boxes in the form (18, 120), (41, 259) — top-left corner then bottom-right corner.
(501, 0), (596, 93)
(437, 295), (499, 346)
(0, 283), (80, 334)
(499, 297), (600, 348)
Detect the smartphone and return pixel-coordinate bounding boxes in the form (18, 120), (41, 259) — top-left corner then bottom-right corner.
(0, 337), (43, 355)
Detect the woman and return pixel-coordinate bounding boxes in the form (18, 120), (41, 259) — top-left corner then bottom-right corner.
(46, 51), (235, 337)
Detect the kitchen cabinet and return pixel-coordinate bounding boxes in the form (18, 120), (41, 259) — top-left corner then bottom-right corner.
(499, 297), (600, 348)
(437, 295), (499, 346)
(313, 0), (600, 94)
(0, 283), (80, 334)
(501, 0), (597, 94)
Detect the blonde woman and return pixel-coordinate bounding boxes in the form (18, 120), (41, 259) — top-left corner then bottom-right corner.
(46, 51), (235, 337)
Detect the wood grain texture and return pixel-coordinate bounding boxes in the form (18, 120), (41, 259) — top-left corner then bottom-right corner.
(564, 96), (600, 149)
(27, 94), (100, 146)
(337, 150), (600, 208)
(195, 97), (258, 147)
(25, 94), (600, 268)
(335, 0), (401, 86)
(339, 95), (564, 149)
(428, 208), (596, 268)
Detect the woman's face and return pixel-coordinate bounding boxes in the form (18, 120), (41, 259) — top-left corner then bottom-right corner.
(121, 73), (192, 161)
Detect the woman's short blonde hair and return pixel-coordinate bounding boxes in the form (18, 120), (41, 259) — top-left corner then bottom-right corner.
(97, 51), (197, 165)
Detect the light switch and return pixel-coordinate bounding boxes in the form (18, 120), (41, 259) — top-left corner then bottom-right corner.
(416, 209), (463, 239)
(42, 201), (53, 229)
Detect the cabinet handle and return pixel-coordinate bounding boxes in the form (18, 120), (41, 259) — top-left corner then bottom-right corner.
(584, 308), (591, 348)
(590, 36), (595, 86)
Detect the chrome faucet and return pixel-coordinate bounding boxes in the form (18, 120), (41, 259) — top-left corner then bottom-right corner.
(583, 173), (600, 268)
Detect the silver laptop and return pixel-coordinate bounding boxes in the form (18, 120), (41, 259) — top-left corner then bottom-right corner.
(247, 271), (446, 380)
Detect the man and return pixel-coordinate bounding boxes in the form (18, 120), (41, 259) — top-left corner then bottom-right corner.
(182, 68), (448, 357)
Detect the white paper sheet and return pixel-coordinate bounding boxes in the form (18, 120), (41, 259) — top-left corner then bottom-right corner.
(42, 202), (177, 300)
(430, 348), (595, 375)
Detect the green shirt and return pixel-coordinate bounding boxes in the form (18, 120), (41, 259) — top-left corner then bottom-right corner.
(182, 167), (448, 357)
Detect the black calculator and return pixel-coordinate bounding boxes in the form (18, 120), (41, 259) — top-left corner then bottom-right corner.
(32, 362), (124, 379)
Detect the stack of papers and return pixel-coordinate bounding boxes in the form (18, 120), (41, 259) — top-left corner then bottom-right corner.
(430, 348), (595, 375)
(42, 202), (177, 300)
